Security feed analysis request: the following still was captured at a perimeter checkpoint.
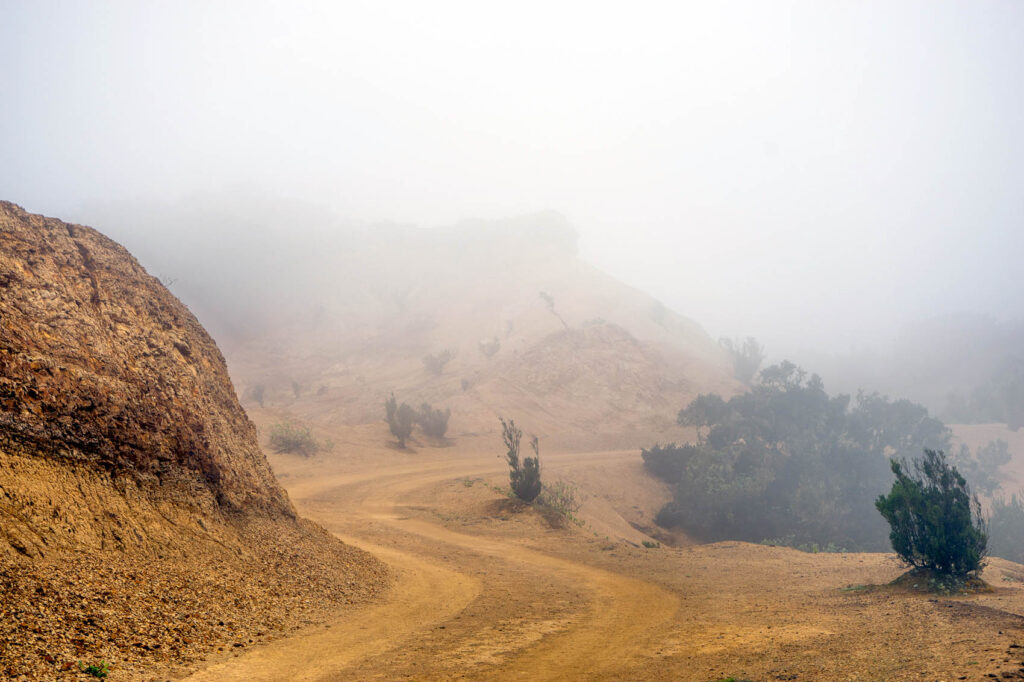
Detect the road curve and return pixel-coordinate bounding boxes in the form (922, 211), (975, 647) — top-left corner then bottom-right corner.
(185, 449), (679, 680)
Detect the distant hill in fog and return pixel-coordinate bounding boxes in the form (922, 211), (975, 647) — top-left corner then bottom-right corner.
(85, 193), (741, 447)
(792, 313), (1024, 424)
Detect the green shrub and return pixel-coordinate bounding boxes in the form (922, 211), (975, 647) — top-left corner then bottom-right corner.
(78, 661), (110, 678)
(988, 493), (1024, 564)
(417, 403), (451, 440)
(501, 417), (541, 502)
(875, 449), (988, 577)
(385, 394), (415, 448)
(268, 421), (320, 457)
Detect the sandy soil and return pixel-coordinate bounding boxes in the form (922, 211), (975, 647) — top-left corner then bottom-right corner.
(185, 422), (1024, 681)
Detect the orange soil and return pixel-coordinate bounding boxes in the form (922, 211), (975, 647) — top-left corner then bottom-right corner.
(182, 419), (1024, 681)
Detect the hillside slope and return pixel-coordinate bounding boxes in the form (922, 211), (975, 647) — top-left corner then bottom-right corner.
(0, 202), (387, 679)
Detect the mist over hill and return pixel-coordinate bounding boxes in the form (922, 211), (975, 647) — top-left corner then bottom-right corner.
(792, 313), (1024, 426)
(83, 194), (740, 445)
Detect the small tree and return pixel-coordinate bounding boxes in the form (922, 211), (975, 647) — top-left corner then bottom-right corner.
(417, 403), (451, 440)
(538, 291), (569, 330)
(501, 417), (541, 502)
(875, 449), (988, 577)
(385, 393), (415, 448)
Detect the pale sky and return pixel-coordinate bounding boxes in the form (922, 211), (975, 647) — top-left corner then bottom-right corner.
(2, 0), (1022, 355)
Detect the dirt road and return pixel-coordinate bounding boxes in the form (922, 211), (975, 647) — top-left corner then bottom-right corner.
(186, 432), (1024, 681)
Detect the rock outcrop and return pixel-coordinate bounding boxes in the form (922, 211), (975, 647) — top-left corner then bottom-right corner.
(0, 202), (387, 679)
(0, 201), (299, 557)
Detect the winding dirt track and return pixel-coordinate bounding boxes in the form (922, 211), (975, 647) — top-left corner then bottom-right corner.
(186, 450), (680, 681)
(186, 440), (1024, 681)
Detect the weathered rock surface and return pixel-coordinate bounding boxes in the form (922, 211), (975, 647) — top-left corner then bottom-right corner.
(0, 200), (289, 511)
(0, 202), (388, 679)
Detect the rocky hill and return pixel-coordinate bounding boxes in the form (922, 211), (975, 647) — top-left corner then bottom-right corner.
(0, 202), (387, 679)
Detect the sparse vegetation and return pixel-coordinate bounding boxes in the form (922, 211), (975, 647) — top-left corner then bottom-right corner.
(718, 336), (764, 385)
(642, 540), (660, 549)
(77, 660), (110, 678)
(501, 417), (541, 502)
(417, 402), (451, 440)
(875, 449), (988, 577)
(538, 290), (569, 330)
(422, 349), (456, 375)
(385, 393), (416, 448)
(268, 421), (322, 457)
(536, 479), (582, 524)
(647, 362), (951, 550)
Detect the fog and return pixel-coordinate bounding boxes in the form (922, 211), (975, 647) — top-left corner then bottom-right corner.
(2, 0), (1023, 358)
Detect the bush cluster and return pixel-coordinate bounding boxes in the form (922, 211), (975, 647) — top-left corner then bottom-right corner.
(416, 402), (451, 440)
(645, 362), (951, 550)
(385, 394), (416, 448)
(385, 394), (452, 447)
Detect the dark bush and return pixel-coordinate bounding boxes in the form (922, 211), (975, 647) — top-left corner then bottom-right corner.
(875, 449), (987, 577)
(646, 362), (950, 550)
(417, 403), (451, 440)
(501, 417), (541, 502)
(385, 393), (415, 448)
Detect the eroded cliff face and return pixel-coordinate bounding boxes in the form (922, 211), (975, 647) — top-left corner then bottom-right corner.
(0, 201), (293, 555)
